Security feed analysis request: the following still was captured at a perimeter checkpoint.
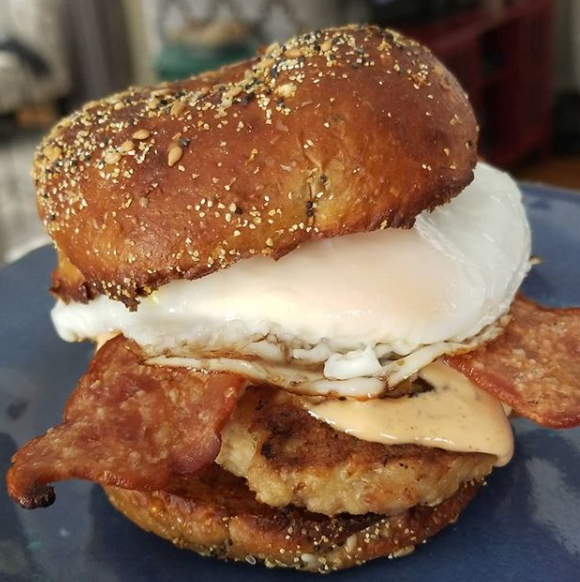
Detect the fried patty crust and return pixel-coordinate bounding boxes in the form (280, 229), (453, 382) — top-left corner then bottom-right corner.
(216, 386), (494, 516)
(105, 465), (482, 572)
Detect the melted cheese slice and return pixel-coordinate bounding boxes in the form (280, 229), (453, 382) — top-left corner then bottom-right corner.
(303, 361), (514, 466)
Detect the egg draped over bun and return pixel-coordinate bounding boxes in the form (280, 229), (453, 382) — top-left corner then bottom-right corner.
(34, 25), (477, 307)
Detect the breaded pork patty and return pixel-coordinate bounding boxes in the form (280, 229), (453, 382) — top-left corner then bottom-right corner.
(216, 386), (494, 516)
(105, 464), (482, 573)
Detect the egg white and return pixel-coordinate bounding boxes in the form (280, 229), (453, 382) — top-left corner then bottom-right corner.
(52, 162), (531, 397)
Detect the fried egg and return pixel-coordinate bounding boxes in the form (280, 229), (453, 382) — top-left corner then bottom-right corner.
(52, 162), (531, 397)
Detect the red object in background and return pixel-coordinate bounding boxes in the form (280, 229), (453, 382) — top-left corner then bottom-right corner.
(400, 0), (554, 168)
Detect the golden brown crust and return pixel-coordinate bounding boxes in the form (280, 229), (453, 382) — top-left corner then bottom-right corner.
(216, 386), (494, 516)
(35, 25), (477, 306)
(105, 465), (482, 572)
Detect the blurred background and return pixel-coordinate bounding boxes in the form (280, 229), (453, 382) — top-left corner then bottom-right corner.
(0, 0), (577, 266)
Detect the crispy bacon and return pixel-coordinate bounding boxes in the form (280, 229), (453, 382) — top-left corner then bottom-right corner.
(6, 336), (246, 509)
(446, 296), (580, 428)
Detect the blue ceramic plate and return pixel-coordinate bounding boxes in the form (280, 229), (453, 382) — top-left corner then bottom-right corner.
(1, 184), (579, 582)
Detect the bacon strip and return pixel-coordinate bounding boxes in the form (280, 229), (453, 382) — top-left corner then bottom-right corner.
(6, 336), (246, 509)
(446, 296), (580, 428)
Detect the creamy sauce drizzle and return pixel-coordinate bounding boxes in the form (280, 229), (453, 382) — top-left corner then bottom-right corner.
(303, 361), (514, 466)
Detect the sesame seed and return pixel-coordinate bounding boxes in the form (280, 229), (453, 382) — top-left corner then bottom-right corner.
(320, 39), (332, 52)
(171, 101), (186, 117)
(104, 151), (121, 165)
(119, 140), (135, 153)
(284, 47), (303, 58)
(167, 146), (183, 167)
(132, 129), (151, 140)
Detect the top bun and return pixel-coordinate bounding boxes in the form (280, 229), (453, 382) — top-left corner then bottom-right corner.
(34, 25), (477, 307)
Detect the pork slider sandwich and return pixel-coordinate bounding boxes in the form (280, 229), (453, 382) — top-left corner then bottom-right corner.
(7, 25), (580, 572)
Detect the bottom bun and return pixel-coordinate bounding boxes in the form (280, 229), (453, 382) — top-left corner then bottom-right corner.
(105, 465), (482, 573)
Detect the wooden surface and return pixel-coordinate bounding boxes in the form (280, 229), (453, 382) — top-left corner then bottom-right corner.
(515, 155), (580, 192)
